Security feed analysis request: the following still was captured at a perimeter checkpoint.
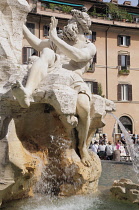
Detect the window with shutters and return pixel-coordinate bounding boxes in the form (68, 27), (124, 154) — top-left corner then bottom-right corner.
(43, 25), (49, 36)
(43, 26), (60, 37)
(118, 52), (130, 73)
(87, 54), (97, 73)
(22, 47), (38, 64)
(117, 84), (132, 101)
(85, 81), (98, 94)
(26, 22), (35, 34)
(117, 35), (130, 47)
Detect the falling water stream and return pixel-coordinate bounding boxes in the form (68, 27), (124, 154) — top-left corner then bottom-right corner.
(109, 113), (139, 181)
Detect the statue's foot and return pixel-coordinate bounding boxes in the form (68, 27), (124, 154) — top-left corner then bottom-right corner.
(80, 148), (92, 167)
(67, 115), (78, 128)
(81, 155), (92, 167)
(11, 81), (33, 108)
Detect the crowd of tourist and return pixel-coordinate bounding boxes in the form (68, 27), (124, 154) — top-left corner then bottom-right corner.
(89, 133), (139, 161)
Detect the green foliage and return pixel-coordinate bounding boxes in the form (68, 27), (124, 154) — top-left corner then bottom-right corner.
(89, 11), (97, 17)
(48, 3), (72, 13)
(106, 3), (121, 20)
(60, 5), (72, 13)
(119, 69), (130, 75)
(126, 13), (133, 22)
(89, 8), (98, 17)
(49, 3), (55, 11)
(106, 3), (132, 22)
(102, 14), (107, 18)
(97, 13), (103, 17)
(89, 3), (132, 22)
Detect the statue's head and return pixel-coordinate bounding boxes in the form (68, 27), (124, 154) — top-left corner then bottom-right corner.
(63, 7), (91, 41)
(71, 8), (91, 34)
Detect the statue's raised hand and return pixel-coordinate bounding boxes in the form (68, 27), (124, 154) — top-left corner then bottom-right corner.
(49, 16), (58, 41)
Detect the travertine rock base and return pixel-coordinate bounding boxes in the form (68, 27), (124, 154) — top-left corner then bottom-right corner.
(0, 104), (101, 206)
(110, 179), (139, 204)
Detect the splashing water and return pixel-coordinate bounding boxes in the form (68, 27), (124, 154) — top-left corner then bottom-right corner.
(109, 113), (139, 181)
(34, 135), (80, 196)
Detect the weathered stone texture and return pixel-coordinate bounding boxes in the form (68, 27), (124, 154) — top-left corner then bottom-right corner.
(110, 179), (139, 204)
(0, 0), (30, 93)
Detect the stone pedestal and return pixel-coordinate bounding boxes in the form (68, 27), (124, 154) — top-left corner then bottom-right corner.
(113, 150), (121, 161)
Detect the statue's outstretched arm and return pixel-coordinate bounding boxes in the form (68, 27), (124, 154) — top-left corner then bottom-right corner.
(49, 17), (96, 62)
(23, 25), (50, 52)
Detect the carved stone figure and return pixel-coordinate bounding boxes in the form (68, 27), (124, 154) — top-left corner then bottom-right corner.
(12, 9), (97, 167)
(0, 0), (115, 206)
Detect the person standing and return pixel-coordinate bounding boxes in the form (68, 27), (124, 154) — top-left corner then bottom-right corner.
(113, 140), (121, 161)
(115, 140), (121, 150)
(91, 141), (99, 154)
(98, 141), (106, 160)
(105, 141), (114, 160)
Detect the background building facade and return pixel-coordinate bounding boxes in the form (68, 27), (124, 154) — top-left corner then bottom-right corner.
(23, 0), (139, 141)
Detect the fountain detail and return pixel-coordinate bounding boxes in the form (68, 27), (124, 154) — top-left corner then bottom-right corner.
(110, 113), (139, 180)
(109, 113), (139, 204)
(0, 0), (115, 206)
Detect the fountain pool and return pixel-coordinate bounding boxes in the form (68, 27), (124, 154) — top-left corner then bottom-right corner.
(2, 161), (138, 210)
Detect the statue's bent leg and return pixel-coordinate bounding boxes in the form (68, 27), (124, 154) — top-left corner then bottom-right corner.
(76, 94), (91, 167)
(12, 48), (55, 108)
